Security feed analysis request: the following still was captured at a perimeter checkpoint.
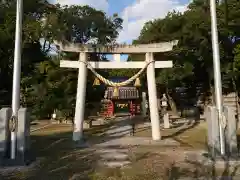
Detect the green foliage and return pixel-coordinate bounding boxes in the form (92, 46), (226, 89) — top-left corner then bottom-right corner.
(0, 0), (50, 105)
(42, 4), (123, 44)
(21, 57), (76, 119)
(0, 1), (123, 119)
(132, 0), (240, 105)
(2, 0), (240, 118)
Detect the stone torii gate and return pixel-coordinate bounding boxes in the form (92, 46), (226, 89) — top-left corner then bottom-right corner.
(55, 40), (178, 142)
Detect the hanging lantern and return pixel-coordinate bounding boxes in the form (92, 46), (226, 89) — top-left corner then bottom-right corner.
(113, 86), (119, 98)
(134, 77), (141, 87)
(93, 77), (100, 86)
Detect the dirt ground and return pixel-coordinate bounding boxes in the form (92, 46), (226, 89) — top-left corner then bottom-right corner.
(134, 119), (207, 149)
(1, 119), (240, 180)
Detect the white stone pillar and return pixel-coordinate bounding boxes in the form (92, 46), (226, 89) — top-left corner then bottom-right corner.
(73, 52), (88, 141)
(146, 52), (161, 140)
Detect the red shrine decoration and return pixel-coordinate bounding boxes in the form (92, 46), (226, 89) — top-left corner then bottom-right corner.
(99, 99), (114, 117)
(130, 101), (141, 116)
(100, 86), (141, 117)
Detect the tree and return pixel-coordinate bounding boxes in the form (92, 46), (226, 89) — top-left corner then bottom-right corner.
(0, 1), (123, 119)
(41, 5), (123, 45)
(0, 0), (51, 106)
(132, 0), (240, 113)
(21, 5), (123, 119)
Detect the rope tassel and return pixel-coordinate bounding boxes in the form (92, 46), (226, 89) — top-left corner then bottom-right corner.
(134, 77), (141, 87)
(113, 86), (119, 98)
(93, 77), (100, 86)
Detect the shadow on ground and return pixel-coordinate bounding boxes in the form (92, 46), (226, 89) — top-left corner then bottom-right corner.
(0, 130), (98, 180)
(165, 133), (240, 180)
(0, 118), (142, 180)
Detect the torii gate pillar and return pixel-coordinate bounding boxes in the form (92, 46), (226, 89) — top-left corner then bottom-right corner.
(73, 52), (88, 141)
(146, 52), (161, 140)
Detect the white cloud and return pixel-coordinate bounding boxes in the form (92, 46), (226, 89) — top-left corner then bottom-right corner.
(117, 0), (189, 43)
(52, 0), (109, 12)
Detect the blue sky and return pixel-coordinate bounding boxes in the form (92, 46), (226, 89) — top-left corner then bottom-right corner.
(49, 0), (190, 60)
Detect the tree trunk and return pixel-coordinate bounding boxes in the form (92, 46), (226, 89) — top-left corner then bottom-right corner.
(166, 87), (178, 115)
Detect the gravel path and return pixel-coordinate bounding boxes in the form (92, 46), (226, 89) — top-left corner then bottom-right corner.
(92, 116), (132, 168)
(91, 116), (180, 168)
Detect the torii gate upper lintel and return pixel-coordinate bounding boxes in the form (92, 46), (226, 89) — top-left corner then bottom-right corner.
(56, 40), (178, 142)
(54, 40), (178, 53)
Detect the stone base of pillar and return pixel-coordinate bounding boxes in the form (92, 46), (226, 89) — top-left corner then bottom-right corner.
(72, 138), (89, 148)
(0, 107), (34, 167)
(73, 131), (83, 142)
(224, 106), (239, 156)
(206, 106), (239, 158)
(206, 106), (221, 158)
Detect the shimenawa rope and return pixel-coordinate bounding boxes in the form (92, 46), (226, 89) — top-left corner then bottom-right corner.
(81, 60), (155, 87)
